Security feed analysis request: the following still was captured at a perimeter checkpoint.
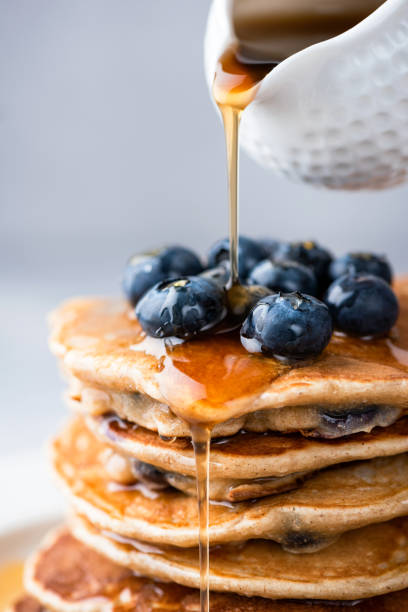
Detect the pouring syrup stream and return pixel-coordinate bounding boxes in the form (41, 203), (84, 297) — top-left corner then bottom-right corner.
(187, 44), (276, 612)
(191, 425), (212, 612)
(222, 104), (241, 286)
(213, 45), (276, 287)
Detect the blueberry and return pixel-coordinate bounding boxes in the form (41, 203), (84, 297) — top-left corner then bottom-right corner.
(133, 461), (166, 486)
(324, 274), (399, 337)
(123, 253), (165, 306)
(274, 241), (332, 289)
(319, 406), (381, 438)
(160, 246), (203, 276)
(207, 236), (266, 280)
(135, 277), (226, 339)
(257, 238), (281, 259)
(123, 246), (203, 305)
(281, 531), (326, 553)
(248, 260), (318, 296)
(329, 252), (392, 284)
(241, 292), (332, 361)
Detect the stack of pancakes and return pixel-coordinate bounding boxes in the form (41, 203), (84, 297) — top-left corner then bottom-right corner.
(12, 279), (408, 611)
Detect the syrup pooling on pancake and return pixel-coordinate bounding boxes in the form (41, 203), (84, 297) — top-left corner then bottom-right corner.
(50, 279), (408, 427)
(130, 332), (284, 425)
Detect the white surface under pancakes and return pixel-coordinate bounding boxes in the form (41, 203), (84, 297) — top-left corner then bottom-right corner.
(52, 419), (408, 549)
(48, 279), (408, 427)
(72, 514), (408, 601)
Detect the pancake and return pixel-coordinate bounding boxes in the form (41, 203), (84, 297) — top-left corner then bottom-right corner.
(25, 527), (194, 612)
(68, 375), (404, 439)
(86, 410), (408, 480)
(98, 440), (308, 503)
(25, 528), (408, 611)
(49, 278), (408, 428)
(53, 418), (408, 551)
(73, 514), (408, 600)
(8, 598), (45, 612)
(7, 597), (46, 612)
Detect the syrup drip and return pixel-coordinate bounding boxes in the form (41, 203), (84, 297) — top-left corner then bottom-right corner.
(213, 45), (277, 286)
(222, 104), (241, 286)
(187, 42), (278, 612)
(191, 425), (211, 612)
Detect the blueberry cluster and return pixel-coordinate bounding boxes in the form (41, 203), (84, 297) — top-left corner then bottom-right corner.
(123, 238), (399, 362)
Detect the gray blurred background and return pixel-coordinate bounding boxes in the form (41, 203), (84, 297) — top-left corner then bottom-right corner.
(1, 0), (407, 457)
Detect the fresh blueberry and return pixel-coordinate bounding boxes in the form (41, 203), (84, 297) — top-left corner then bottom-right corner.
(133, 461), (167, 486)
(160, 246), (203, 277)
(240, 292), (332, 361)
(123, 253), (165, 306)
(248, 260), (318, 296)
(318, 406), (383, 439)
(274, 241), (332, 289)
(329, 252), (392, 284)
(123, 246), (203, 305)
(207, 236), (266, 280)
(257, 238), (281, 259)
(324, 274), (399, 337)
(135, 277), (226, 339)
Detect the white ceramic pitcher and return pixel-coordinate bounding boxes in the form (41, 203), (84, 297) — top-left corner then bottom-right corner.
(205, 0), (408, 189)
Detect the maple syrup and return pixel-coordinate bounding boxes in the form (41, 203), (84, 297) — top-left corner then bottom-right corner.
(213, 45), (277, 285)
(0, 561), (24, 610)
(232, 0), (385, 63)
(191, 425), (211, 612)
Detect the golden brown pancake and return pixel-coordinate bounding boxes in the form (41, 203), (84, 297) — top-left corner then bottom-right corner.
(24, 528), (408, 611)
(85, 412), (408, 502)
(68, 375), (404, 439)
(85, 410), (408, 480)
(72, 514), (408, 600)
(49, 279), (408, 427)
(8, 597), (45, 612)
(97, 436), (308, 503)
(53, 419), (408, 551)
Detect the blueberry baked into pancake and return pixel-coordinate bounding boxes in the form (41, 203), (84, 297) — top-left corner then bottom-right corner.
(13, 241), (408, 610)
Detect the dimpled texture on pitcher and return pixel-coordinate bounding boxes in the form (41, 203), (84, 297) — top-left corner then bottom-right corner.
(242, 1), (408, 189)
(206, 0), (408, 189)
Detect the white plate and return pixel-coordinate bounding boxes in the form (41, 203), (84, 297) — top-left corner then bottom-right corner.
(0, 517), (61, 566)
(0, 450), (62, 608)
(0, 517), (61, 611)
(0, 450), (63, 537)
